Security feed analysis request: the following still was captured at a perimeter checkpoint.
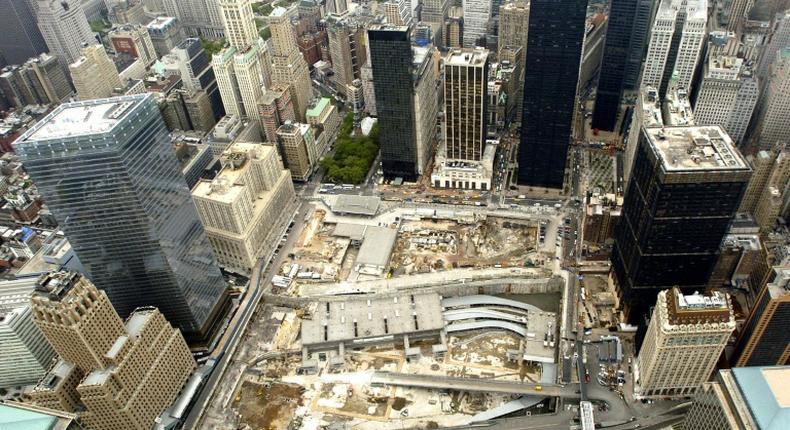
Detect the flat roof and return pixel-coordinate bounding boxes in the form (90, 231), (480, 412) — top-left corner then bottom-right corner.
(0, 276), (39, 312)
(147, 16), (177, 29)
(306, 98), (331, 118)
(644, 126), (749, 172)
(445, 48), (489, 67)
(192, 143), (277, 204)
(356, 227), (398, 268)
(330, 195), (381, 216)
(301, 293), (445, 347)
(0, 405), (57, 430)
(126, 310), (154, 338)
(733, 366), (790, 429)
(18, 95), (146, 142)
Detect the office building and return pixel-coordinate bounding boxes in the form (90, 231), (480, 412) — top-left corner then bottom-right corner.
(635, 288), (735, 398)
(740, 147), (780, 214)
(624, 86), (663, 183)
(612, 126), (751, 323)
(662, 85), (695, 126)
(693, 54), (759, 146)
(193, 143), (296, 274)
(422, 0), (448, 24)
(326, 0), (348, 16)
(444, 14), (463, 49)
(0, 0), (48, 66)
(162, 37), (225, 120)
(161, 0), (225, 38)
(30, 271), (196, 430)
(498, 1), (529, 53)
(0, 53), (73, 108)
(108, 24), (157, 67)
(306, 97), (341, 155)
(35, 0), (96, 65)
(383, 0), (413, 26)
(69, 44), (123, 101)
(685, 366), (789, 429)
(259, 84), (296, 144)
(517, 0), (587, 188)
(269, 7), (313, 121)
(147, 17), (185, 58)
(732, 264), (790, 367)
(726, 0), (749, 32)
(592, 0), (658, 131)
(751, 48), (790, 152)
(368, 25), (438, 180)
(0, 276), (56, 389)
(462, 0), (491, 47)
(758, 11), (790, 79)
(327, 17), (367, 98)
(752, 145), (790, 231)
(14, 95), (228, 340)
(444, 48), (488, 161)
(277, 122), (316, 181)
(640, 0), (707, 98)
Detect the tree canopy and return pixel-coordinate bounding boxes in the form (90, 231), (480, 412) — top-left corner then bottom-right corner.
(321, 114), (380, 184)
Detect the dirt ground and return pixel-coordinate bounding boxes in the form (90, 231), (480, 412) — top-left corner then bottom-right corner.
(232, 380), (303, 429)
(391, 218), (538, 274)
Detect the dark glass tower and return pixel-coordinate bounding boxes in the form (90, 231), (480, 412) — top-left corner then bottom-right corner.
(0, 0), (48, 66)
(592, 0), (657, 131)
(368, 25), (419, 180)
(175, 38), (225, 121)
(15, 94), (228, 341)
(517, 0), (588, 188)
(612, 125), (751, 323)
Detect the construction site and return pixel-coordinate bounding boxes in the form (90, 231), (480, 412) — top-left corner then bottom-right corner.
(220, 289), (561, 430)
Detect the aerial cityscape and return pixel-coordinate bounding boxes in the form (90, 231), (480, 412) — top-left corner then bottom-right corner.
(0, 0), (788, 429)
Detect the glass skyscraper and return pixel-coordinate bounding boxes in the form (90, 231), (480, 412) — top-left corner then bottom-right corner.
(0, 0), (48, 66)
(15, 94), (228, 341)
(368, 25), (420, 180)
(592, 0), (657, 131)
(517, 0), (588, 189)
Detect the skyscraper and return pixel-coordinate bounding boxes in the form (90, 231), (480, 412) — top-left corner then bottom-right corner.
(327, 16), (367, 98)
(462, 0), (492, 47)
(162, 0), (225, 38)
(368, 25), (438, 180)
(35, 0), (97, 65)
(444, 48), (488, 161)
(269, 7), (313, 121)
(517, 0), (587, 188)
(732, 265), (790, 367)
(29, 271), (196, 430)
(69, 44), (123, 101)
(591, 0), (657, 131)
(640, 0), (707, 98)
(751, 48), (790, 152)
(685, 366), (790, 429)
(277, 122), (317, 181)
(214, 0), (270, 125)
(635, 288), (735, 399)
(725, 0), (749, 32)
(326, 0), (348, 16)
(163, 37), (225, 120)
(612, 125), (751, 323)
(14, 95), (228, 340)
(758, 10), (790, 79)
(0, 0), (48, 66)
(497, 2), (529, 121)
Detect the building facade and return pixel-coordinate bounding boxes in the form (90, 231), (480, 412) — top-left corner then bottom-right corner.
(369, 25), (437, 180)
(15, 95), (228, 340)
(69, 44), (123, 101)
(592, 0), (657, 131)
(277, 122), (316, 181)
(751, 48), (790, 152)
(635, 288), (735, 398)
(732, 266), (790, 367)
(612, 125), (751, 323)
(162, 0), (225, 38)
(35, 0), (96, 65)
(259, 84), (296, 144)
(269, 7), (313, 121)
(0, 0), (48, 66)
(30, 271), (196, 430)
(693, 54), (758, 146)
(517, 0), (587, 188)
(193, 143), (296, 274)
(444, 49), (488, 161)
(327, 17), (367, 98)
(108, 24), (157, 67)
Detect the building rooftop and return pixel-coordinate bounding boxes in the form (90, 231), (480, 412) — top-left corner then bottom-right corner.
(644, 126), (749, 172)
(0, 275), (39, 313)
(445, 48), (489, 67)
(306, 97), (331, 118)
(732, 366), (790, 430)
(17, 95), (147, 142)
(663, 288), (734, 326)
(639, 86), (663, 127)
(147, 16), (177, 30)
(330, 195), (381, 216)
(301, 293), (445, 347)
(356, 226), (398, 268)
(0, 403), (75, 430)
(192, 143), (277, 204)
